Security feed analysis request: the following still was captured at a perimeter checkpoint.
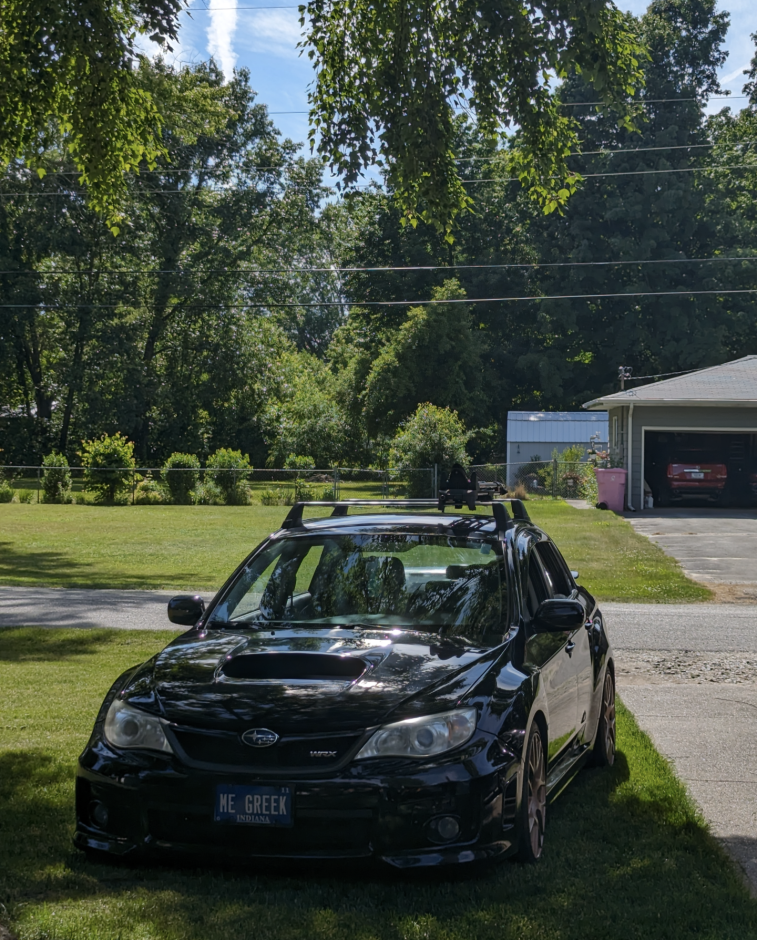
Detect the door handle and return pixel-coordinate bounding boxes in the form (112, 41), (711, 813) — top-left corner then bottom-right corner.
(566, 640), (575, 656)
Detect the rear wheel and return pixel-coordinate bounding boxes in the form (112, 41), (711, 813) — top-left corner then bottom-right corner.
(591, 670), (616, 767)
(516, 724), (547, 862)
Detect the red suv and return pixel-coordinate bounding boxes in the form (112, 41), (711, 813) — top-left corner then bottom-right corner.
(664, 458), (727, 503)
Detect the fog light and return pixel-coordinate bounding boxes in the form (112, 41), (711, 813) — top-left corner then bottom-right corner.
(89, 800), (109, 829)
(426, 814), (460, 844)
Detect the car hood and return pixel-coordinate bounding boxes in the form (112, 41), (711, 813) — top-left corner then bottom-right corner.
(122, 627), (506, 733)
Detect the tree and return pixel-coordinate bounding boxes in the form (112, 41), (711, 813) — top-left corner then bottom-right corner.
(0, 1), (185, 229)
(0, 62), (332, 463)
(356, 279), (485, 435)
(302, 0), (645, 235)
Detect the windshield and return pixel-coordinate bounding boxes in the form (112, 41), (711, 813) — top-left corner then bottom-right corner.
(209, 532), (505, 636)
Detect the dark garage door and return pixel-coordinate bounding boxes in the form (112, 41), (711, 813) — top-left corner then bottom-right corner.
(644, 431), (757, 508)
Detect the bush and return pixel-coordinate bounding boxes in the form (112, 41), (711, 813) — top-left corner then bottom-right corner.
(260, 485), (291, 506)
(163, 452), (200, 504)
(0, 481), (15, 503)
(41, 451), (72, 503)
(18, 489), (35, 503)
(390, 403), (469, 497)
(206, 448), (251, 505)
(80, 433), (136, 503)
(192, 481), (223, 505)
(134, 472), (165, 505)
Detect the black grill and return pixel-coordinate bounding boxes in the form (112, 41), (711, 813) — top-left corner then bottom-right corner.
(170, 727), (364, 771)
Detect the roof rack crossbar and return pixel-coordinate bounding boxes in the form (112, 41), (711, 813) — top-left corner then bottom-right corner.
(279, 495), (530, 532)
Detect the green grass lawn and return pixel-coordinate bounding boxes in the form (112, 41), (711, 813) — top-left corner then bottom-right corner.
(1, 627), (754, 940)
(0, 501), (710, 602)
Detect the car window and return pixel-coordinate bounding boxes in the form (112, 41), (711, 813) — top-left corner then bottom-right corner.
(209, 532), (506, 639)
(534, 541), (573, 597)
(524, 547), (569, 666)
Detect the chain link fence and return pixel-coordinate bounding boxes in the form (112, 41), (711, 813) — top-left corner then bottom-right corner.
(471, 460), (599, 503)
(0, 465), (436, 506)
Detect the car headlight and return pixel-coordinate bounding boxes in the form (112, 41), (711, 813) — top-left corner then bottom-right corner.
(104, 698), (173, 753)
(355, 707), (477, 760)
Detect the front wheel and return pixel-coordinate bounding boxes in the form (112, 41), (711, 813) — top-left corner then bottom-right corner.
(591, 670), (616, 767)
(516, 724), (547, 862)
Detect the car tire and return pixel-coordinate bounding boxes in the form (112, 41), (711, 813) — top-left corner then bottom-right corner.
(591, 669), (616, 767)
(516, 723), (547, 863)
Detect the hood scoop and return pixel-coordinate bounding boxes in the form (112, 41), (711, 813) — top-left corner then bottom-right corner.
(221, 652), (367, 683)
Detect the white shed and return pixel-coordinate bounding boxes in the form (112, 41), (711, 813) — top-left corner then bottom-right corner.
(506, 411), (609, 469)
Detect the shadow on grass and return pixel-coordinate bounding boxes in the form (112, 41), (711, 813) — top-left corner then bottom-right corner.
(3, 720), (757, 940)
(0, 628), (133, 663)
(0, 539), (206, 590)
(0, 540), (94, 585)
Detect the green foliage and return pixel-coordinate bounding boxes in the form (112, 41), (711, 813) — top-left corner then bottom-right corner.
(163, 453), (201, 505)
(206, 448), (251, 505)
(0, 2), (183, 230)
(302, 0), (645, 236)
(390, 404), (468, 495)
(18, 489), (35, 504)
(357, 279), (485, 436)
(134, 472), (165, 505)
(41, 451), (71, 504)
(0, 482), (15, 503)
(80, 432), (135, 503)
(192, 481), (223, 506)
(284, 455), (316, 471)
(265, 360), (351, 468)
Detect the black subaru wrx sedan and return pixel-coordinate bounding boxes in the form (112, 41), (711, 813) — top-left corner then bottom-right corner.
(75, 495), (615, 868)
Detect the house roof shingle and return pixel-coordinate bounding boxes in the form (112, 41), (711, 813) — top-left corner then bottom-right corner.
(583, 355), (757, 409)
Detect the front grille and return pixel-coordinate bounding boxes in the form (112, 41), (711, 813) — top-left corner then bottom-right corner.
(170, 727), (364, 771)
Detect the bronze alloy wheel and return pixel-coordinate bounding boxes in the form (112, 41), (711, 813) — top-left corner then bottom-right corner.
(601, 672), (616, 766)
(591, 669), (616, 767)
(517, 726), (547, 862)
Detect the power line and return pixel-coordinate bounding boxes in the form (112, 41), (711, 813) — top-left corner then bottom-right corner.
(3, 287), (757, 308)
(3, 255), (757, 277)
(26, 141), (757, 178)
(2, 162), (755, 198)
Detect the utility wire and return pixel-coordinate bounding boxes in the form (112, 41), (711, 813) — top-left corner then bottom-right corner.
(3, 256), (757, 277)
(3, 287), (757, 308)
(2, 163), (755, 197)
(32, 141), (757, 176)
(262, 96), (750, 114)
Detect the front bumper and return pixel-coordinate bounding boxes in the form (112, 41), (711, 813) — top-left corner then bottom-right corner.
(74, 732), (520, 868)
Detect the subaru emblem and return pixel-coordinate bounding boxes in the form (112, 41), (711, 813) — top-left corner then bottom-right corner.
(242, 728), (279, 748)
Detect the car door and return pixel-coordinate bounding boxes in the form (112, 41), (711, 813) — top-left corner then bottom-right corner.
(535, 540), (594, 746)
(523, 544), (578, 765)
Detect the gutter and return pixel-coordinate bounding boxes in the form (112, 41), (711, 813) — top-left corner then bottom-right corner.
(626, 404), (635, 511)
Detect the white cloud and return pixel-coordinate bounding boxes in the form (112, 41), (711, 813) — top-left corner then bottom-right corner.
(719, 62), (752, 87)
(207, 0), (238, 80)
(236, 10), (303, 59)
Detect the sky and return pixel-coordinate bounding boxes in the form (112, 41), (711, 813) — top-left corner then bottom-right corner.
(160, 0), (756, 156)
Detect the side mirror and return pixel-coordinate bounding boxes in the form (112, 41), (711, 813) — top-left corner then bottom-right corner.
(571, 570), (579, 580)
(168, 594), (205, 626)
(533, 598), (585, 633)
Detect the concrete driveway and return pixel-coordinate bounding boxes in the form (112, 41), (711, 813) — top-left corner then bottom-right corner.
(628, 509), (757, 592)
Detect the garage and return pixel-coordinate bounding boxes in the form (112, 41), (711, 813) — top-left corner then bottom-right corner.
(583, 355), (757, 511)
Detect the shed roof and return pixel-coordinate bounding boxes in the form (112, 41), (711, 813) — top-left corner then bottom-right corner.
(584, 356), (757, 410)
(507, 411), (608, 443)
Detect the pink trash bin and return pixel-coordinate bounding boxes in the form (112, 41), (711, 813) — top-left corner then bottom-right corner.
(594, 468), (627, 512)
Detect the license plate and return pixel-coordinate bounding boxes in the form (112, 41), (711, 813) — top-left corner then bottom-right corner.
(689, 472), (704, 479)
(214, 784), (293, 826)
